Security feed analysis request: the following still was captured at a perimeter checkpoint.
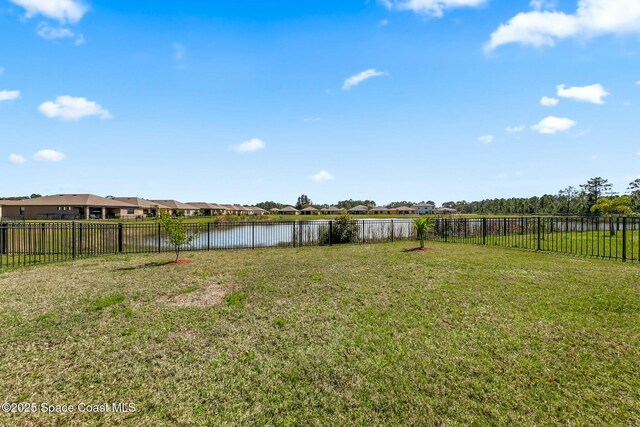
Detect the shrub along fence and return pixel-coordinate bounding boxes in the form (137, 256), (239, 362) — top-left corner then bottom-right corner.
(0, 216), (638, 269)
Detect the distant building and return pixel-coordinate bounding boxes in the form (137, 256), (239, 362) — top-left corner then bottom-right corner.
(395, 206), (417, 215)
(321, 206), (343, 215)
(348, 205), (369, 215)
(434, 207), (458, 215)
(279, 206), (300, 215)
(369, 206), (390, 214)
(414, 202), (435, 215)
(150, 200), (198, 217)
(300, 206), (320, 215)
(0, 194), (140, 220)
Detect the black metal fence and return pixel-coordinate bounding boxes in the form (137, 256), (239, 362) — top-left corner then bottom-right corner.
(0, 219), (417, 269)
(1, 217), (639, 269)
(433, 216), (640, 263)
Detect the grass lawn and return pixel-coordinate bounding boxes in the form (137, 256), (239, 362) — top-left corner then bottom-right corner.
(1, 242), (639, 426)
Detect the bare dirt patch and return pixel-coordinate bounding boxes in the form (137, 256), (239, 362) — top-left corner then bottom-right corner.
(165, 283), (227, 308)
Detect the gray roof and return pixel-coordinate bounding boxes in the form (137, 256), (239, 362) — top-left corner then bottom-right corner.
(300, 206), (319, 212)
(370, 206), (389, 211)
(414, 202), (435, 207)
(113, 197), (169, 209)
(0, 194), (137, 208)
(279, 206), (300, 212)
(150, 200), (198, 210)
(348, 205), (369, 211)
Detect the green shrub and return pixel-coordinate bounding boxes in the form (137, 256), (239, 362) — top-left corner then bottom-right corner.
(320, 214), (360, 245)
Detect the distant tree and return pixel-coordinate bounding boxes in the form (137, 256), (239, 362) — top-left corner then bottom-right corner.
(336, 199), (376, 209)
(442, 201), (456, 209)
(558, 186), (579, 214)
(590, 196), (632, 216)
(295, 194), (312, 210)
(158, 212), (199, 262)
(256, 201), (286, 211)
(628, 178), (640, 213)
(385, 201), (414, 208)
(580, 177), (614, 213)
(413, 217), (434, 249)
(30, 193), (42, 198)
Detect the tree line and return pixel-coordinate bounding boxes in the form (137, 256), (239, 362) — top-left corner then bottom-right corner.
(256, 177), (640, 216)
(441, 177), (640, 215)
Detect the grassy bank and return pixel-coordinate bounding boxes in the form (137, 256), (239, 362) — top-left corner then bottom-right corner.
(1, 243), (639, 426)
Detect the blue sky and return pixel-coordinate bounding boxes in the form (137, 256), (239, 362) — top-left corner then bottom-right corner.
(1, 0), (640, 205)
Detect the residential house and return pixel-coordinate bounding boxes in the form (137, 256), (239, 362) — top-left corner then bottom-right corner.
(186, 202), (226, 216)
(369, 206), (390, 215)
(279, 206), (300, 215)
(269, 208), (280, 214)
(321, 206), (343, 215)
(0, 194), (140, 220)
(150, 200), (198, 217)
(113, 197), (169, 218)
(396, 206), (417, 215)
(414, 202), (435, 215)
(300, 206), (320, 215)
(434, 207), (459, 215)
(245, 206), (267, 215)
(348, 205), (369, 215)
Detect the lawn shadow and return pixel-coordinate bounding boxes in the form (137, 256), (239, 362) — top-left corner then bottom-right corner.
(113, 262), (173, 272)
(402, 247), (434, 253)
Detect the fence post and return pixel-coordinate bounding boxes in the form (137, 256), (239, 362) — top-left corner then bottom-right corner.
(252, 222), (255, 249)
(72, 221), (76, 259)
(207, 222), (211, 251)
(537, 217), (541, 251)
(0, 223), (6, 255)
(391, 219), (394, 242)
(157, 222), (161, 253)
(482, 218), (487, 245)
(362, 220), (365, 244)
(622, 216), (627, 262)
(329, 221), (333, 246)
(118, 223), (123, 253)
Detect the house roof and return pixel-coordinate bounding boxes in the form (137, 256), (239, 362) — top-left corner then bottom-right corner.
(279, 206), (300, 212)
(186, 202), (222, 210)
(149, 200), (198, 210)
(246, 206), (267, 213)
(270, 208), (280, 212)
(300, 206), (319, 212)
(113, 197), (170, 209)
(348, 205), (369, 211)
(414, 202), (435, 207)
(0, 194), (137, 208)
(396, 206), (417, 211)
(370, 206), (389, 211)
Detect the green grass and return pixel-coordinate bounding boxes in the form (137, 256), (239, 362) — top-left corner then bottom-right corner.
(0, 243), (639, 426)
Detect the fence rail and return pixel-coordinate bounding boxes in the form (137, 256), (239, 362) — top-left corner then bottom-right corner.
(1, 217), (639, 269)
(432, 216), (640, 263)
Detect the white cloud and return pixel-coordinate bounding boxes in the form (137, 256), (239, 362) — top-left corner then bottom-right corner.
(9, 0), (87, 23)
(486, 0), (640, 51)
(310, 170), (334, 182)
(530, 0), (556, 10)
(36, 22), (84, 44)
(506, 125), (526, 133)
(540, 96), (559, 106)
(342, 69), (385, 90)
(478, 135), (494, 144)
(38, 96), (111, 120)
(557, 83), (609, 104)
(531, 116), (576, 134)
(34, 149), (66, 162)
(0, 90), (21, 102)
(381, 0), (486, 17)
(8, 153), (26, 164)
(231, 138), (265, 153)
